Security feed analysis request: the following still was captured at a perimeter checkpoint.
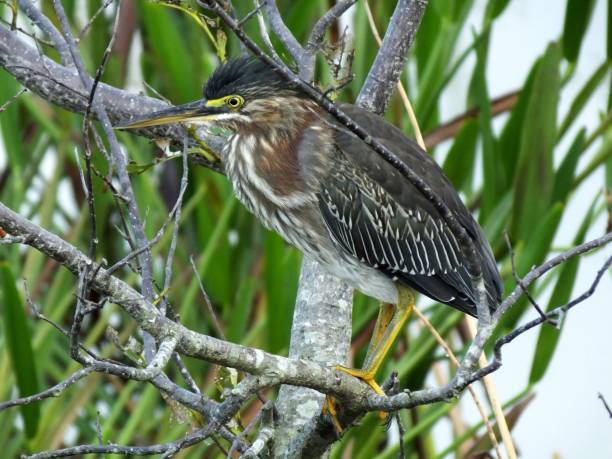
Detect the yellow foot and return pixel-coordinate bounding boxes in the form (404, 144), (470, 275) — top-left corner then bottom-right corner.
(335, 365), (387, 421)
(323, 395), (344, 434)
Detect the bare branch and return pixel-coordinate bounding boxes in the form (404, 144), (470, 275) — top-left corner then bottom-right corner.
(0, 368), (94, 412)
(598, 392), (612, 419)
(253, 0), (282, 62)
(261, 0), (304, 64)
(0, 27), (224, 172)
(24, 425), (216, 459)
(505, 232), (557, 326)
(1, 202), (610, 415)
(301, 0), (356, 81)
(357, 0), (427, 114)
(0, 87), (27, 113)
(17, 0), (72, 65)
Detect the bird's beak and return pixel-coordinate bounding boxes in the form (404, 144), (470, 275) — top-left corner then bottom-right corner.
(116, 99), (223, 129)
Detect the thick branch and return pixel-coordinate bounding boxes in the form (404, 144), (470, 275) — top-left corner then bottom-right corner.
(2, 142), (609, 420)
(261, 0), (304, 64)
(17, 0), (72, 66)
(0, 26), (224, 172)
(357, 0), (427, 114)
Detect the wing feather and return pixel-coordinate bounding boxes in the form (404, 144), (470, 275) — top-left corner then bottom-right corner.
(317, 108), (503, 315)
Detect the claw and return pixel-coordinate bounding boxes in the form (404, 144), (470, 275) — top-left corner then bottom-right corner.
(335, 365), (387, 421)
(323, 395), (344, 434)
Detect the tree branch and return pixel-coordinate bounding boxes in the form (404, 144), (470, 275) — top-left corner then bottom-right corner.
(2, 166), (609, 418)
(0, 26), (224, 172)
(261, 0), (304, 65)
(300, 0), (356, 81)
(357, 0), (427, 114)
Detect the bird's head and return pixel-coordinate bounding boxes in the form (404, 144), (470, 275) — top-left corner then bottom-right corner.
(117, 57), (311, 135)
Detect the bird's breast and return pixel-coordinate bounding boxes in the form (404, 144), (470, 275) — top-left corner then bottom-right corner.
(223, 133), (327, 255)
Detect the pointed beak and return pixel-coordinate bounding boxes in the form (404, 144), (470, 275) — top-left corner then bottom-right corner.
(115, 99), (223, 129)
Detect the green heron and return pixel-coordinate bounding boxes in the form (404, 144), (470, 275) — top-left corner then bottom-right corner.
(119, 57), (502, 398)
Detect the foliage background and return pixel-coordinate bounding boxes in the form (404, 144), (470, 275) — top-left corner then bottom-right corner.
(0, 0), (610, 457)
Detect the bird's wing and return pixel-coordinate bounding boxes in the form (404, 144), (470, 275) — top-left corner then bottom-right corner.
(316, 104), (502, 314)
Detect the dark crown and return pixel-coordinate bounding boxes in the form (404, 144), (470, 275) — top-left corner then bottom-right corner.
(203, 57), (302, 100)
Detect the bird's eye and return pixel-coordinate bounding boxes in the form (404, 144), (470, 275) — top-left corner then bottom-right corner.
(226, 96), (243, 108)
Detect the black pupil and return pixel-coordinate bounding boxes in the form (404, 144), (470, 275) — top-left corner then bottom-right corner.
(229, 98), (238, 106)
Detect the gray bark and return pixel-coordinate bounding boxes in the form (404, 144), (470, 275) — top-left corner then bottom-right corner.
(271, 1), (428, 456)
(273, 258), (353, 458)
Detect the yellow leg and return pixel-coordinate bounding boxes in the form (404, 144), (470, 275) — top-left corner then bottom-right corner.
(324, 285), (415, 431)
(366, 302), (395, 362)
(337, 285), (415, 396)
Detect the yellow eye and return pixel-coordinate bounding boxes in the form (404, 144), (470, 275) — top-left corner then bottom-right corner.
(225, 95), (243, 108)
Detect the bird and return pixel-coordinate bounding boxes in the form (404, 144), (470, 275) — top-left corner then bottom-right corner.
(118, 57), (503, 401)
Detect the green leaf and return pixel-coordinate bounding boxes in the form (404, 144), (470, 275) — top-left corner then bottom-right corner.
(0, 72), (26, 204)
(139, 2), (200, 102)
(498, 60), (539, 188)
(487, 0), (512, 20)
(528, 199), (595, 384)
(608, 0), (612, 60)
(501, 202), (564, 330)
(558, 62), (611, 141)
(511, 43), (560, 241)
(0, 263), (40, 438)
(470, 30), (503, 222)
(226, 277), (256, 343)
(552, 128), (586, 203)
(562, 0), (597, 62)
(442, 119), (479, 193)
(263, 232), (300, 353)
(607, 140), (612, 191)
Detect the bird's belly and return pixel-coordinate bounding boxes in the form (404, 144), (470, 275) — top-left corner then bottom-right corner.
(225, 152), (398, 304)
(230, 186), (397, 303)
(316, 253), (399, 304)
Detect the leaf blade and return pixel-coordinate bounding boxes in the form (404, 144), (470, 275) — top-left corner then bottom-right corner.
(0, 263), (40, 438)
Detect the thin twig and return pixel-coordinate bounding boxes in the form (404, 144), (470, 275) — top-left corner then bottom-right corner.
(504, 232), (557, 325)
(413, 307), (503, 459)
(159, 131), (190, 315)
(78, 0), (114, 41)
(0, 87), (27, 113)
(301, 0), (356, 81)
(0, 367), (95, 412)
(598, 392), (612, 419)
(189, 255), (226, 339)
(468, 252), (612, 386)
(17, 0), (72, 65)
(237, 3), (263, 27)
(0, 17), (54, 47)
